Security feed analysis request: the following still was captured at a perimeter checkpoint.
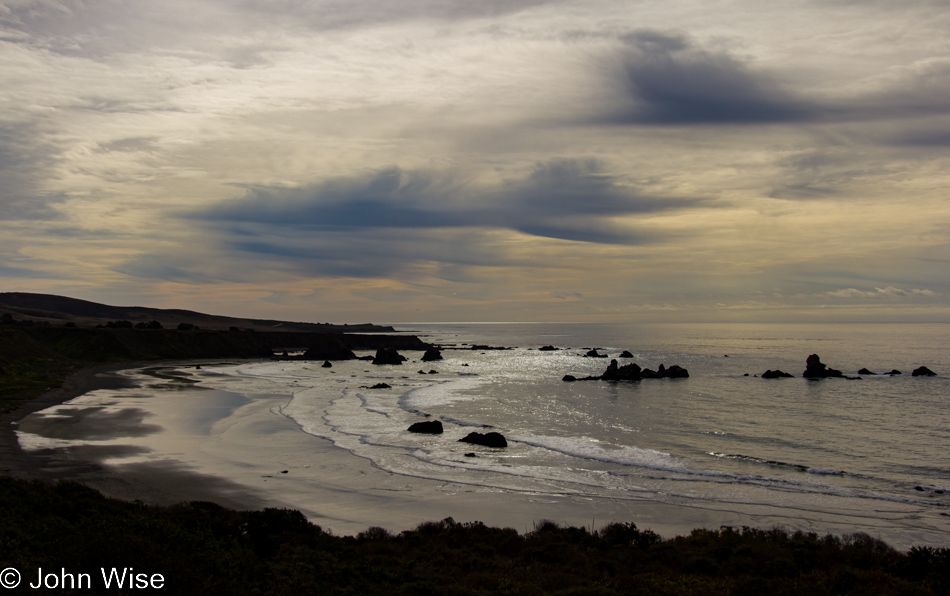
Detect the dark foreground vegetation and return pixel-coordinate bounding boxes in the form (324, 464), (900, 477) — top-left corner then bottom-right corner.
(0, 477), (946, 595)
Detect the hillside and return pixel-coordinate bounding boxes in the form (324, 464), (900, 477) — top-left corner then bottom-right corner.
(0, 292), (393, 333)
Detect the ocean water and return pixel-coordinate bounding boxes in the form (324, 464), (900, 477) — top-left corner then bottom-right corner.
(281, 322), (950, 538)
(17, 322), (950, 545)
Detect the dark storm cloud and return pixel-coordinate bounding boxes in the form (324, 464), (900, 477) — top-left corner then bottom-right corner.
(196, 159), (695, 242)
(598, 31), (950, 129)
(185, 160), (694, 278)
(606, 31), (813, 126)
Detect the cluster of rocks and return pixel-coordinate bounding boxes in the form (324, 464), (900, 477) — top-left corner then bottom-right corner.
(757, 354), (938, 379)
(407, 421), (508, 450)
(563, 359), (689, 382)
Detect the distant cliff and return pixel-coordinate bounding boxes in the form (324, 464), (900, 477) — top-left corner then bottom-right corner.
(0, 292), (395, 333)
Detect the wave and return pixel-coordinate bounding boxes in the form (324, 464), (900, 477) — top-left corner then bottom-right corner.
(708, 452), (845, 476)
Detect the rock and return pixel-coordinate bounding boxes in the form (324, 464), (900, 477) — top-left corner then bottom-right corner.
(857, 368), (875, 375)
(459, 431), (508, 448)
(585, 349), (608, 358)
(601, 359), (643, 381)
(373, 347), (407, 365)
(641, 364), (689, 379)
(802, 354), (843, 378)
(428, 370), (438, 374)
(619, 350), (634, 358)
(464, 452), (476, 457)
(538, 345), (558, 351)
(562, 374), (577, 382)
(421, 348), (443, 362)
(471, 344), (510, 350)
(762, 369), (794, 379)
(360, 382), (392, 389)
(887, 369), (902, 375)
(408, 420), (443, 434)
(912, 366), (937, 377)
(322, 360), (333, 368)
(662, 364), (689, 379)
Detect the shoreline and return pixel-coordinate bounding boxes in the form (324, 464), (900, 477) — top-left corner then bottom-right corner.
(4, 357), (948, 548)
(0, 359), (279, 511)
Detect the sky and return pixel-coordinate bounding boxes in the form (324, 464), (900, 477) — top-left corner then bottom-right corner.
(1, 0), (949, 323)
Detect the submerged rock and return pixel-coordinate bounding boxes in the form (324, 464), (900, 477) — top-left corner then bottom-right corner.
(802, 354), (843, 378)
(459, 431), (508, 448)
(408, 420), (443, 434)
(762, 369), (794, 379)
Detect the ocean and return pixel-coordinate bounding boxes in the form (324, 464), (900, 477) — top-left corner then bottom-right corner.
(16, 322), (950, 547)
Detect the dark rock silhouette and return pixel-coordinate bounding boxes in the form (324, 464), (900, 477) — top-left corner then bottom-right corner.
(421, 348), (443, 361)
(858, 368), (875, 375)
(619, 350), (634, 358)
(585, 349), (608, 358)
(538, 345), (558, 351)
(887, 369), (902, 375)
(569, 359), (689, 382)
(322, 360), (333, 368)
(373, 347), (407, 365)
(360, 382), (392, 389)
(802, 354), (843, 378)
(912, 366), (937, 377)
(641, 364), (689, 379)
(762, 369), (793, 379)
(408, 420), (443, 434)
(601, 359), (643, 381)
(459, 431), (507, 448)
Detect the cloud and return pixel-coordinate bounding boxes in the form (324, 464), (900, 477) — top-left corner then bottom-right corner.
(197, 159), (697, 244)
(184, 159), (699, 279)
(826, 286), (936, 299)
(602, 31), (813, 126)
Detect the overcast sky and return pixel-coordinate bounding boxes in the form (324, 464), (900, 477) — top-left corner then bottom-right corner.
(2, 0), (949, 323)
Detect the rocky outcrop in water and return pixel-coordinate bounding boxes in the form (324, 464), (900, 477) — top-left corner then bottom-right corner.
(373, 347), (407, 365)
(538, 345), (558, 351)
(408, 420), (443, 434)
(322, 360), (333, 368)
(641, 364), (689, 379)
(601, 360), (643, 381)
(802, 354), (843, 378)
(421, 348), (443, 362)
(762, 369), (794, 379)
(585, 349), (608, 358)
(619, 350), (634, 358)
(565, 359), (689, 382)
(459, 431), (508, 448)
(912, 366), (937, 376)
